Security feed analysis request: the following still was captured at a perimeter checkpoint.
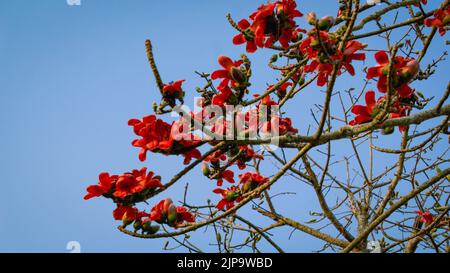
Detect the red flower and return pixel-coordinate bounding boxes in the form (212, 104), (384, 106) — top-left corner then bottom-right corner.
(250, 2), (278, 48)
(129, 115), (173, 161)
(261, 116), (298, 135)
(349, 91), (382, 126)
(233, 0), (302, 51)
(211, 55), (244, 87)
(275, 0), (303, 48)
(273, 82), (293, 98)
(301, 31), (365, 86)
(415, 210), (433, 224)
(366, 51), (418, 98)
(257, 94), (278, 108)
(84, 172), (116, 200)
(212, 84), (233, 106)
(342, 40), (367, 75)
(424, 7), (450, 36)
(238, 172), (269, 193)
(389, 106), (410, 132)
(114, 167), (163, 199)
(129, 115), (201, 163)
(213, 186), (242, 210)
(162, 80), (185, 102)
(182, 148), (202, 165)
(216, 169), (235, 187)
(205, 150), (228, 164)
(235, 145), (264, 170)
(150, 198), (195, 227)
(113, 205), (138, 221)
(176, 206), (196, 223)
(232, 19), (257, 53)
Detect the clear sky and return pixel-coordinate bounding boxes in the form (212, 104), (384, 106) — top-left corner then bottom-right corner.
(0, 0), (447, 252)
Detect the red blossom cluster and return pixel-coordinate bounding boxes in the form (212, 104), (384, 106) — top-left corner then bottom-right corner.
(300, 30), (366, 86)
(128, 114), (202, 164)
(233, 0), (303, 52)
(349, 51), (420, 132)
(84, 168), (193, 233)
(425, 6), (450, 36)
(84, 0), (439, 239)
(84, 168), (163, 201)
(211, 55), (247, 106)
(415, 210), (434, 224)
(214, 172), (269, 210)
(150, 198), (195, 228)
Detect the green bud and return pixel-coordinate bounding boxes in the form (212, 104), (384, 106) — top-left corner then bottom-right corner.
(382, 127), (394, 135)
(230, 67), (246, 84)
(270, 54), (278, 63)
(142, 221), (160, 234)
(167, 204), (178, 224)
(133, 220), (142, 231)
(318, 16), (335, 30)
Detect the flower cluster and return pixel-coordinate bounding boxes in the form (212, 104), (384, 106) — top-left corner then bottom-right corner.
(213, 172), (269, 210)
(349, 50), (420, 132)
(85, 169), (194, 231)
(84, 168), (163, 201)
(211, 55), (248, 106)
(300, 29), (366, 86)
(415, 210), (434, 224)
(424, 6), (450, 36)
(128, 114), (202, 164)
(149, 198), (195, 228)
(232, 0), (303, 52)
(366, 51), (419, 98)
(84, 0), (437, 240)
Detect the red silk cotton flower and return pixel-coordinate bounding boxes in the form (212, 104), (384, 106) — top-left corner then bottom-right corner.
(301, 31), (366, 86)
(211, 55), (246, 106)
(424, 6), (450, 36)
(113, 167), (163, 199)
(349, 91), (383, 126)
(128, 115), (201, 164)
(233, 19), (258, 53)
(239, 172), (269, 193)
(215, 169), (235, 187)
(150, 198), (195, 227)
(113, 205), (139, 221)
(211, 55), (245, 87)
(366, 51), (419, 98)
(84, 167), (163, 200)
(349, 90), (410, 132)
(213, 186), (242, 210)
(162, 80), (185, 105)
(84, 172), (116, 200)
(233, 0), (302, 52)
(415, 210), (433, 224)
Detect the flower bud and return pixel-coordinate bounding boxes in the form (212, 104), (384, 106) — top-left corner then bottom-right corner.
(306, 12), (317, 25)
(142, 221), (160, 234)
(230, 67), (246, 84)
(381, 127), (394, 135)
(133, 220), (142, 231)
(167, 204), (178, 224)
(123, 218), (133, 227)
(399, 60), (420, 83)
(270, 54), (278, 63)
(163, 198), (173, 214)
(318, 16), (335, 30)
(443, 14), (450, 25)
(202, 163), (211, 177)
(226, 190), (239, 202)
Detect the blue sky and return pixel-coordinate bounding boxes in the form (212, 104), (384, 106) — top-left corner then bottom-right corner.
(0, 0), (448, 252)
